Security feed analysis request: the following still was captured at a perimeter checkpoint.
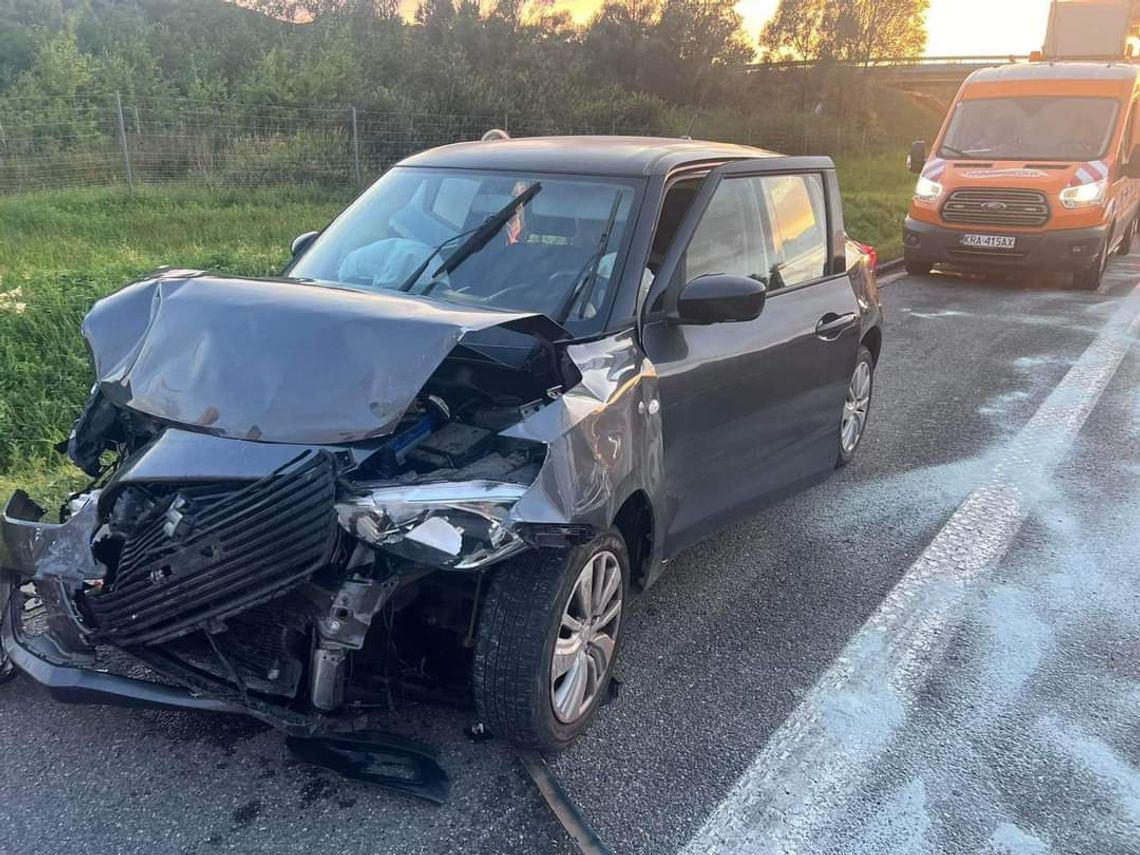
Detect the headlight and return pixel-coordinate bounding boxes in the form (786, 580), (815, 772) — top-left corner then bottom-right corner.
(913, 176), (944, 203)
(1060, 179), (1107, 209)
(336, 480), (529, 570)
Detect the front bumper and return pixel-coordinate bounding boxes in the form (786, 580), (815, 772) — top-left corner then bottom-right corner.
(903, 218), (1110, 272)
(1, 579), (245, 715)
(0, 491), (249, 717)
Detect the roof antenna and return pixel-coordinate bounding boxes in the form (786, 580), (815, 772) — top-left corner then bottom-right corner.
(682, 111), (699, 140)
(481, 128), (510, 141)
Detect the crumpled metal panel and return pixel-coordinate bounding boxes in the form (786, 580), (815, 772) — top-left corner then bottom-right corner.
(505, 330), (664, 534)
(82, 269), (565, 445)
(0, 493), (102, 583)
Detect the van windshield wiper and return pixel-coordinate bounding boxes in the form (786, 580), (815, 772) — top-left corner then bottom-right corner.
(554, 189), (624, 323)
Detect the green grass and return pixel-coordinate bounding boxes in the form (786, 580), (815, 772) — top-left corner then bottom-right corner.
(836, 153), (915, 262)
(0, 182), (350, 507)
(0, 163), (912, 506)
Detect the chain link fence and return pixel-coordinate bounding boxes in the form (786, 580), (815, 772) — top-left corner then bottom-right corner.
(0, 92), (896, 194)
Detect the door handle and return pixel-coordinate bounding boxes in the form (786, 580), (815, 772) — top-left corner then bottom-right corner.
(815, 312), (858, 340)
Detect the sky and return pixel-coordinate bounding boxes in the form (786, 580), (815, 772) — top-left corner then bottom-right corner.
(548, 0), (1056, 57)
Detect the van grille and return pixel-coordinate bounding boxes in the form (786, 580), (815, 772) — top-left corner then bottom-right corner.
(941, 188), (1050, 228)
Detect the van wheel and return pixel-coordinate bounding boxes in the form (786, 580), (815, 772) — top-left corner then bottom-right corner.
(837, 346), (875, 468)
(1074, 243), (1107, 291)
(473, 532), (628, 754)
(904, 256), (931, 277)
(1117, 217), (1137, 256)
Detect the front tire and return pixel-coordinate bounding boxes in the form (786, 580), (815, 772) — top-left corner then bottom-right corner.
(837, 346), (875, 468)
(904, 256), (932, 277)
(473, 532), (628, 753)
(1074, 242), (1107, 291)
(1117, 217), (1137, 257)
(0, 652), (16, 685)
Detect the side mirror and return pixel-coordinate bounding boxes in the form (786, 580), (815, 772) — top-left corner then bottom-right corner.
(291, 231), (319, 257)
(907, 140), (927, 174)
(1123, 146), (1140, 179)
(673, 274), (767, 326)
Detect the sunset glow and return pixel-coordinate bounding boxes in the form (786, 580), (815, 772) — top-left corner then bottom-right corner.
(539, 0), (1055, 56)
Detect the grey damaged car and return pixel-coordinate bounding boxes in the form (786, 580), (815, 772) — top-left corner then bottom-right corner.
(0, 137), (882, 756)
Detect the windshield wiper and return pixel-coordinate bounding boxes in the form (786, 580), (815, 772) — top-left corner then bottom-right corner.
(555, 189), (624, 324)
(433, 182), (542, 280)
(395, 182), (542, 294)
(395, 226), (479, 293)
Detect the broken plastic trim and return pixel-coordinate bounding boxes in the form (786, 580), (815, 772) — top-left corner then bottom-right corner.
(335, 480), (529, 571)
(285, 732), (451, 804)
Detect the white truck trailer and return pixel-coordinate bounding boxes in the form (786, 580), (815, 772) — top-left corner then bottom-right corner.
(1043, 0), (1140, 58)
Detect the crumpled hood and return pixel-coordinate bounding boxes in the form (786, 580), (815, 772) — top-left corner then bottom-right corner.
(83, 270), (565, 444)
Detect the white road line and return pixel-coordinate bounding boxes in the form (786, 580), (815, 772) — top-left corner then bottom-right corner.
(682, 282), (1140, 855)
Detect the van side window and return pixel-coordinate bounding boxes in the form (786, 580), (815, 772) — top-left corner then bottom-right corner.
(1122, 102), (1138, 162)
(760, 174), (829, 289)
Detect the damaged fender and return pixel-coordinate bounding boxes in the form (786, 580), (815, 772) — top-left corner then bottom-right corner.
(504, 331), (664, 559)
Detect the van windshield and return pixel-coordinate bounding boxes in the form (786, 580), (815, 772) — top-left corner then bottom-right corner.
(940, 96), (1120, 162)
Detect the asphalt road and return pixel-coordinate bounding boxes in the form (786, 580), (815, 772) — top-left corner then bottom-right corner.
(3, 261), (1140, 855)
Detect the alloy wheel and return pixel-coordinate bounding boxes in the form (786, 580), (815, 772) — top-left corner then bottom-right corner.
(841, 360), (872, 455)
(550, 550), (623, 724)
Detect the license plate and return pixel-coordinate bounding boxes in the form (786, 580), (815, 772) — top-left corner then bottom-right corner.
(960, 234), (1016, 250)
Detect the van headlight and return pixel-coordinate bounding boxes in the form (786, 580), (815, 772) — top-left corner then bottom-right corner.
(913, 176), (944, 203)
(1060, 179), (1107, 209)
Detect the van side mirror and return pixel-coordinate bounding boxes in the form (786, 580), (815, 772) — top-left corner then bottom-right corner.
(908, 140), (927, 174)
(1123, 146), (1140, 179)
(672, 274), (767, 325)
(291, 231), (319, 257)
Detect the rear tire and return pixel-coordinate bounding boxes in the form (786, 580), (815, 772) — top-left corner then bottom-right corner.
(473, 531), (629, 754)
(837, 346), (875, 468)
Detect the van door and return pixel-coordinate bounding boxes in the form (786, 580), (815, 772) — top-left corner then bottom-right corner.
(1115, 96), (1140, 241)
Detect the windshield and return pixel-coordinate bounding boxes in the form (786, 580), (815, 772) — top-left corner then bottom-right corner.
(288, 167), (639, 327)
(940, 96), (1120, 162)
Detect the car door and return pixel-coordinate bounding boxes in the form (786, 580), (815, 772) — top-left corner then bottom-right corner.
(639, 160), (860, 555)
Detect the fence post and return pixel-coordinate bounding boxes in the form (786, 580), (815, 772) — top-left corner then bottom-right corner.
(114, 92), (134, 190)
(350, 106), (362, 187)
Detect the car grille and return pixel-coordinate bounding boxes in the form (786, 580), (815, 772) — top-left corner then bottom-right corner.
(941, 188), (1050, 228)
(86, 451), (337, 647)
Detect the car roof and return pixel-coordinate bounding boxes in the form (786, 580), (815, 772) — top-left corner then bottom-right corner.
(397, 135), (783, 178)
(968, 62), (1140, 85)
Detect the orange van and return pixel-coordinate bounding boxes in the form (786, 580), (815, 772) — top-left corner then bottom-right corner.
(904, 62), (1140, 289)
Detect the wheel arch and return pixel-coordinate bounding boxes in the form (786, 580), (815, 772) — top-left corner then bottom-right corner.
(861, 325), (883, 365)
(612, 489), (655, 590)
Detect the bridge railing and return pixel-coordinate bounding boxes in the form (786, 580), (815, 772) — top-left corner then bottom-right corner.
(741, 55), (1034, 72)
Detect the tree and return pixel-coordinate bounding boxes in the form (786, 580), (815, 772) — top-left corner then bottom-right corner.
(760, 0), (834, 62)
(835, 0), (928, 65)
(761, 0), (928, 64)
